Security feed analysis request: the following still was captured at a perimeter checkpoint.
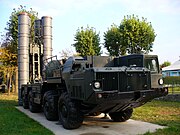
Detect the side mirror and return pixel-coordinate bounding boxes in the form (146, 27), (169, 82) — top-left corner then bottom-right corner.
(160, 68), (162, 74)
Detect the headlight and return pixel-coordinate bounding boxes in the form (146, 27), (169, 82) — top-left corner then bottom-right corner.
(158, 78), (163, 85)
(94, 82), (101, 89)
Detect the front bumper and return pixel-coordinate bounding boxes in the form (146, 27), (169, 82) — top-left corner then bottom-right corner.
(88, 87), (168, 113)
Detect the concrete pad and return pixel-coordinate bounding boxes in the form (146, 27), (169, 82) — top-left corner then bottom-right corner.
(16, 107), (165, 135)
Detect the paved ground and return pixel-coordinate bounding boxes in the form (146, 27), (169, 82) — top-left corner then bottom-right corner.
(16, 107), (165, 135)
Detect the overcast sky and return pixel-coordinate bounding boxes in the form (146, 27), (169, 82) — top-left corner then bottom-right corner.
(0, 0), (180, 64)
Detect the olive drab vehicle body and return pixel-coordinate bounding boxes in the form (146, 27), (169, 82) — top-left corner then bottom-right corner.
(18, 13), (168, 130)
(21, 55), (168, 129)
(115, 54), (164, 88)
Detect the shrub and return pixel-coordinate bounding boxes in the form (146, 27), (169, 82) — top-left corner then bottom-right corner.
(163, 76), (180, 84)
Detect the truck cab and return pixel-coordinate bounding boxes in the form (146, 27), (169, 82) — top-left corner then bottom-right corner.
(115, 54), (164, 88)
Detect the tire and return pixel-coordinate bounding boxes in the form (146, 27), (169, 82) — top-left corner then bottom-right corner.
(109, 109), (133, 122)
(58, 92), (83, 129)
(28, 91), (41, 113)
(22, 90), (29, 109)
(43, 91), (58, 121)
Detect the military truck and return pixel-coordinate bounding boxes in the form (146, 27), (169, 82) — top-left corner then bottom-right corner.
(21, 55), (168, 129)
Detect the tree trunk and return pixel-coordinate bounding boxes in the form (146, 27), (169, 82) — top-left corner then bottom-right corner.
(12, 83), (15, 93)
(15, 67), (18, 93)
(7, 73), (12, 95)
(8, 73), (12, 95)
(7, 72), (9, 90)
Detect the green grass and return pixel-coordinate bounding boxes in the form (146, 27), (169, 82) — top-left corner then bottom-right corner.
(132, 100), (180, 135)
(0, 94), (180, 135)
(167, 86), (180, 94)
(0, 94), (54, 135)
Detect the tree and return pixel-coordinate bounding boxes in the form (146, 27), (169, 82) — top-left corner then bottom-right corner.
(2, 5), (38, 58)
(104, 24), (126, 56)
(160, 61), (171, 69)
(0, 47), (17, 94)
(0, 5), (38, 94)
(104, 15), (156, 56)
(73, 26), (101, 57)
(59, 47), (79, 59)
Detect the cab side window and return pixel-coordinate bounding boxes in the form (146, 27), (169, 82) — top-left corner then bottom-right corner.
(145, 59), (158, 72)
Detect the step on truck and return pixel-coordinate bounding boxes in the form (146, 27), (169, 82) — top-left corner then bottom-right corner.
(21, 55), (168, 129)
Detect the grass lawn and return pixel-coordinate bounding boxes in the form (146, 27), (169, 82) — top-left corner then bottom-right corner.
(132, 100), (180, 135)
(0, 94), (54, 135)
(0, 93), (179, 135)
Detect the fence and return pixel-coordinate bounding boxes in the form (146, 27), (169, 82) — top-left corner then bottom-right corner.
(164, 82), (180, 95)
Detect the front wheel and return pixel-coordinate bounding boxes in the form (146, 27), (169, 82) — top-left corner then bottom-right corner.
(28, 91), (41, 113)
(58, 92), (83, 129)
(109, 109), (133, 122)
(22, 90), (29, 109)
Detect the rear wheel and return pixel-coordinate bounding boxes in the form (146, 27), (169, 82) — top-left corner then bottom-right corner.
(28, 91), (41, 113)
(22, 90), (29, 109)
(43, 91), (58, 121)
(109, 109), (133, 122)
(58, 92), (83, 129)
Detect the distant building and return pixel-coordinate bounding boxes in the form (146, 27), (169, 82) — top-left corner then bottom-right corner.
(162, 58), (180, 77)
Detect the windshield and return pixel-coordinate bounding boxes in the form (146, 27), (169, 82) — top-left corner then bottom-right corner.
(145, 58), (159, 73)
